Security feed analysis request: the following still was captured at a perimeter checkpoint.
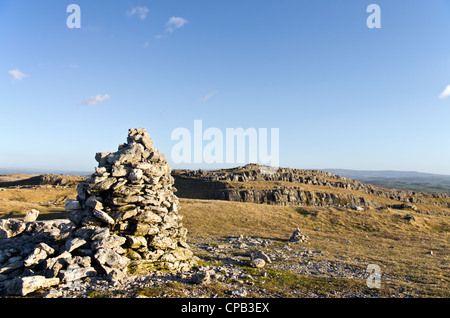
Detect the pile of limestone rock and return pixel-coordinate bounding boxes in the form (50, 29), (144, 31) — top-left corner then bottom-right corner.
(0, 128), (195, 296)
(289, 228), (309, 243)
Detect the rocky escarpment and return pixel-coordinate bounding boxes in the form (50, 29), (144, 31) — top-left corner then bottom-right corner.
(173, 164), (450, 209)
(0, 174), (86, 188)
(211, 187), (379, 208)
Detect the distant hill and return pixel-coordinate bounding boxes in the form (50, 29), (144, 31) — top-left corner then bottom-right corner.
(0, 174), (86, 187)
(0, 168), (91, 176)
(324, 169), (450, 194)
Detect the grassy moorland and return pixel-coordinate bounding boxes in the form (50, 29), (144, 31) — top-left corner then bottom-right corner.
(0, 182), (448, 297)
(180, 199), (449, 297)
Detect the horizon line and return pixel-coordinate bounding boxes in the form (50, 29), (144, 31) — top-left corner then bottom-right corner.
(2, 165), (450, 177)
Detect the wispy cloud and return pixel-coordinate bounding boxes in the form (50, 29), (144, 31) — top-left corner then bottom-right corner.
(8, 69), (29, 81)
(82, 94), (110, 106)
(200, 91), (218, 102)
(155, 16), (189, 39)
(166, 17), (188, 33)
(68, 64), (79, 68)
(126, 6), (149, 20)
(439, 85), (450, 99)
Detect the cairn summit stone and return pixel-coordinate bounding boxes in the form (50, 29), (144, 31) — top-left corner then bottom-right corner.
(74, 127), (195, 272)
(0, 128), (195, 296)
(65, 127), (195, 273)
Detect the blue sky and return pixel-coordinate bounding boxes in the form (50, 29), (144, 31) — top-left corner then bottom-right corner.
(1, 0), (450, 174)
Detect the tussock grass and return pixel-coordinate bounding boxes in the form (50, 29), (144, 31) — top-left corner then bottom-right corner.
(180, 199), (450, 297)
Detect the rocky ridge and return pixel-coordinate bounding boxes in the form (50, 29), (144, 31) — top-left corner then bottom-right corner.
(0, 174), (86, 188)
(173, 164), (450, 210)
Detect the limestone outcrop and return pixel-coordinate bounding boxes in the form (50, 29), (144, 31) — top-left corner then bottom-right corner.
(173, 164), (450, 209)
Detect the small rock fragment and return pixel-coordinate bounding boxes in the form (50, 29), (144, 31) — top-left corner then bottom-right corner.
(249, 258), (266, 268)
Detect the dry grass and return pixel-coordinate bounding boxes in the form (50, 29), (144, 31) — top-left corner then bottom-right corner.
(179, 199), (302, 239)
(0, 185), (448, 297)
(0, 187), (76, 219)
(179, 199), (450, 297)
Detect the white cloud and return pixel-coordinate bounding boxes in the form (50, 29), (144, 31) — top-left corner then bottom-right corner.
(126, 6), (149, 19)
(200, 91), (218, 102)
(83, 94), (110, 106)
(8, 69), (29, 81)
(439, 85), (450, 99)
(166, 17), (188, 33)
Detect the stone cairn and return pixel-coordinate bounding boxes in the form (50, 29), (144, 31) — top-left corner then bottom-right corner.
(0, 128), (194, 296)
(289, 228), (309, 243)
